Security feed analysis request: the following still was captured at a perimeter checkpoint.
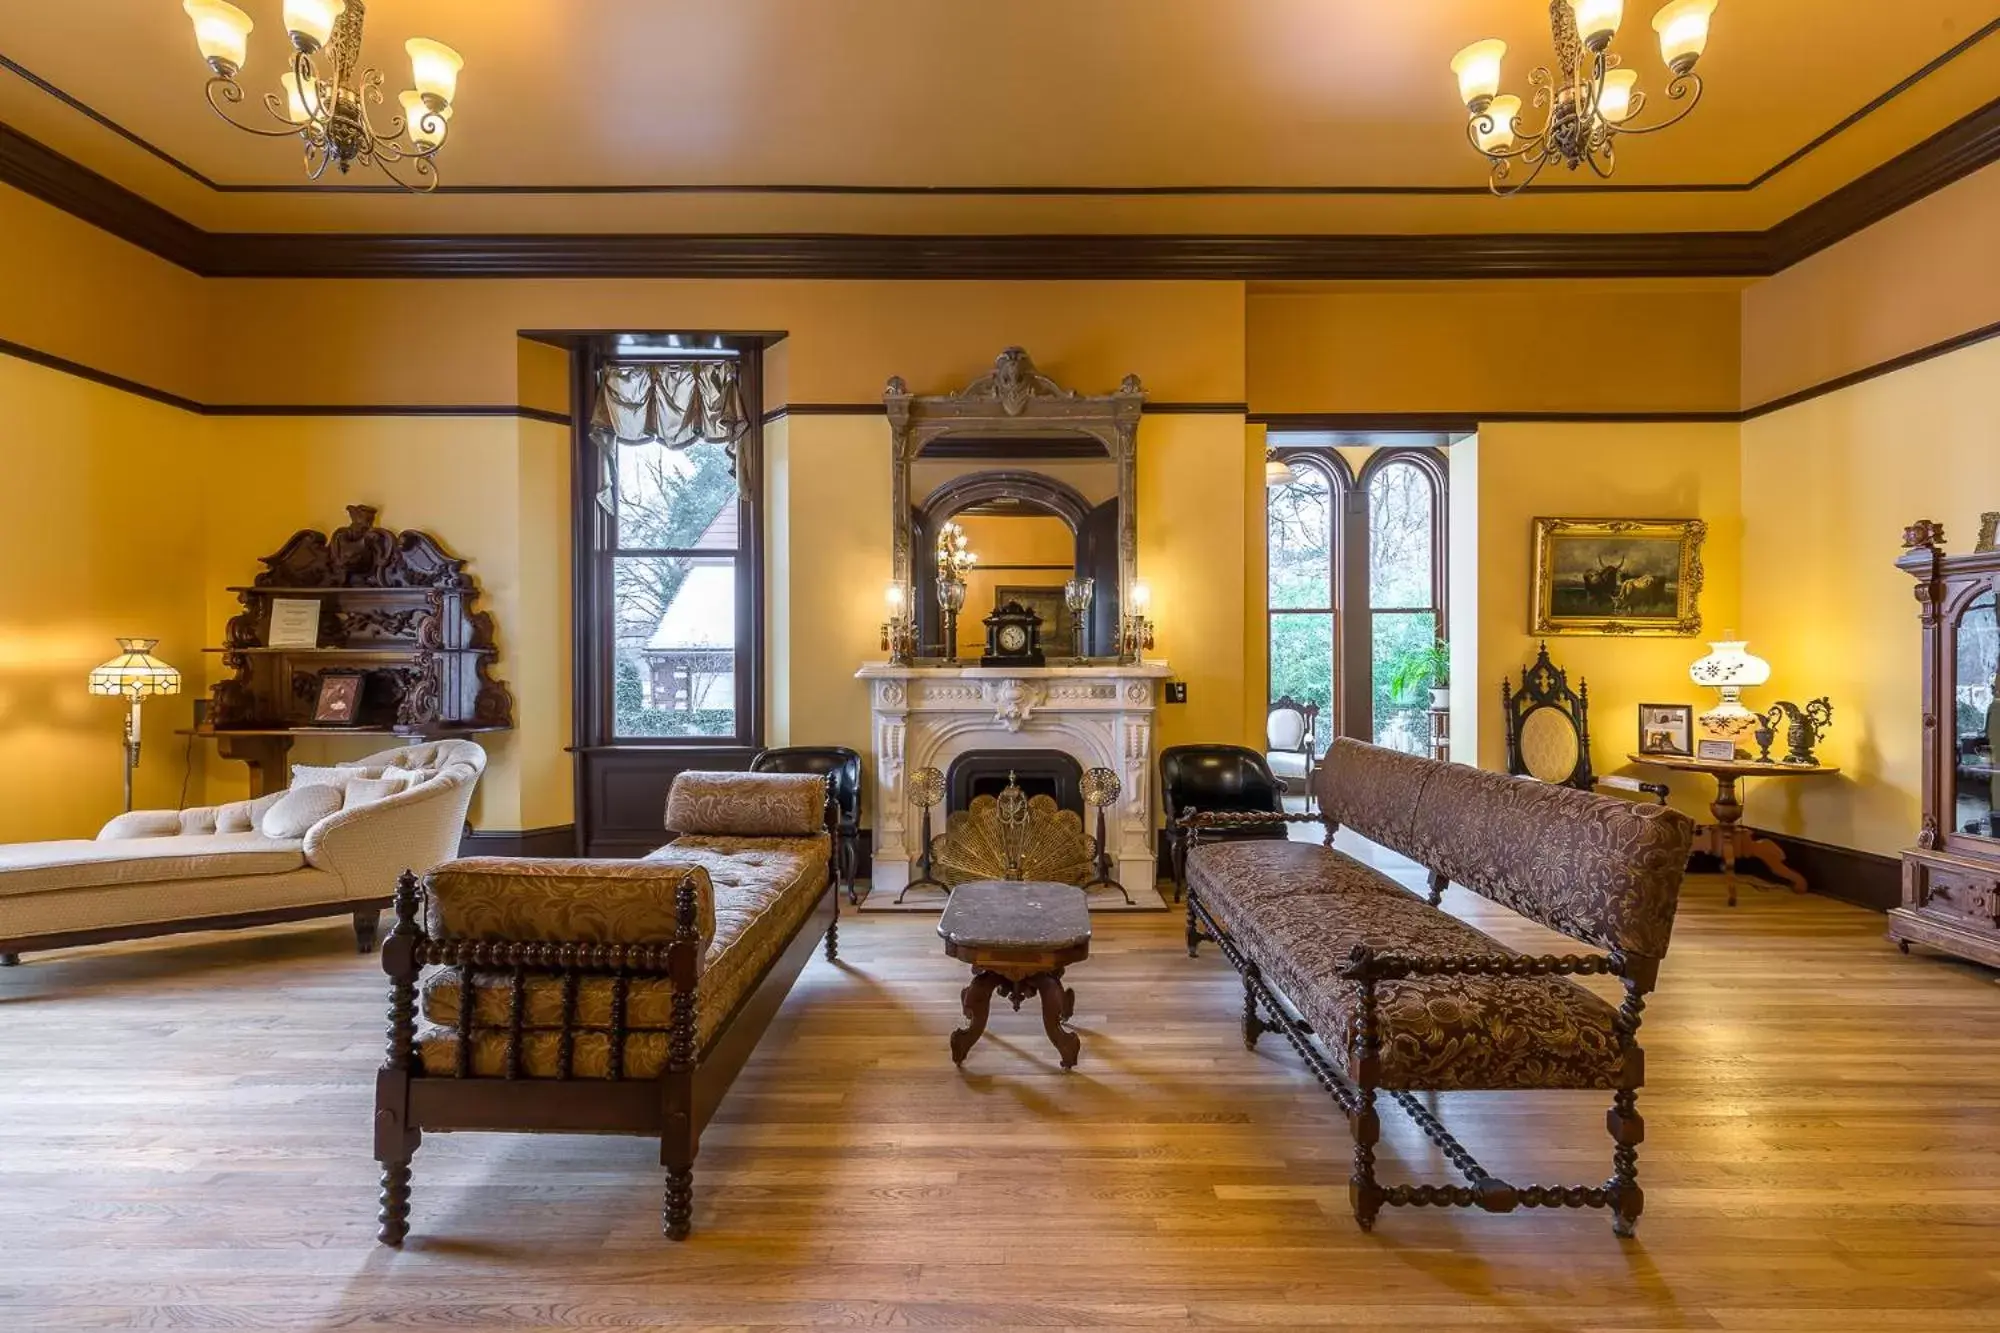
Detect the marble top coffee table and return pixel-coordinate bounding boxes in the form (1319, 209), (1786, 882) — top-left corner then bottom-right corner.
(937, 880), (1092, 1070)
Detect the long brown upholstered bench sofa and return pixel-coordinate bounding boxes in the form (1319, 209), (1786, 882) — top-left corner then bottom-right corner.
(1182, 737), (1694, 1237)
(372, 769), (839, 1244)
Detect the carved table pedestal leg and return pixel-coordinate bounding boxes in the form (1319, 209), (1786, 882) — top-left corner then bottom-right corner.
(948, 966), (1081, 1070)
(950, 971), (1004, 1066)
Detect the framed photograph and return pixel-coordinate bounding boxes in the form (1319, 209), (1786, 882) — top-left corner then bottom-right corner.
(1637, 703), (1693, 756)
(1695, 738), (1738, 762)
(1531, 518), (1706, 637)
(312, 671), (365, 726)
(267, 597), (322, 649)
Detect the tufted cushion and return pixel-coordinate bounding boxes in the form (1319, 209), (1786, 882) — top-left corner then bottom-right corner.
(341, 776), (408, 810)
(0, 834), (306, 898)
(1235, 887), (1626, 1092)
(664, 771), (827, 838)
(426, 857), (718, 952)
(1187, 839), (1407, 935)
(417, 834), (830, 1071)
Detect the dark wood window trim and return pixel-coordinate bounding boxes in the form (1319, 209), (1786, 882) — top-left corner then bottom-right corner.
(570, 338), (766, 854)
(1268, 444), (1448, 745)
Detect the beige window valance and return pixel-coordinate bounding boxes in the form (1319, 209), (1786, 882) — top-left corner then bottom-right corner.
(590, 360), (754, 505)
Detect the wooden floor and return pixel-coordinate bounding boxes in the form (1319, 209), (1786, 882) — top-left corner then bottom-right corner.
(2, 878), (1998, 1330)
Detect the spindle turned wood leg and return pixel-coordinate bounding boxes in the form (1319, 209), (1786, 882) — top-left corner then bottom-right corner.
(663, 1167), (694, 1241)
(377, 1155), (414, 1246)
(1608, 1087), (1646, 1238)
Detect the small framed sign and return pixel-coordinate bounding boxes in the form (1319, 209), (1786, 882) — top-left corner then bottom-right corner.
(312, 671), (365, 726)
(267, 597), (322, 649)
(1695, 738), (1738, 762)
(1636, 703), (1693, 757)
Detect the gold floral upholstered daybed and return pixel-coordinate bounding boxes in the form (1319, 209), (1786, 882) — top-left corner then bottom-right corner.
(1182, 738), (1693, 1238)
(372, 769), (838, 1244)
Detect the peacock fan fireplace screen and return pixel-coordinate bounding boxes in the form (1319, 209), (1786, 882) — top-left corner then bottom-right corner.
(932, 772), (1097, 887)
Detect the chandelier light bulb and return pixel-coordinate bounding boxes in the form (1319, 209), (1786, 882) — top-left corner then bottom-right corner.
(405, 38), (464, 108)
(279, 71), (311, 123)
(1652, 0), (1718, 74)
(282, 0), (345, 52)
(1129, 580), (1152, 613)
(1598, 68), (1639, 123)
(399, 91), (450, 148)
(184, 0), (253, 75)
(1450, 39), (1507, 111)
(884, 581), (906, 613)
(1569, 0), (1625, 49)
(1476, 95), (1522, 153)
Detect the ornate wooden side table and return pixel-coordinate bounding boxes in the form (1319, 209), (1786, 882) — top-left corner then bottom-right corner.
(1629, 753), (1841, 906)
(938, 880), (1091, 1070)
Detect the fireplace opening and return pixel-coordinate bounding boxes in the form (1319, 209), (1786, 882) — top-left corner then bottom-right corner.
(946, 749), (1083, 815)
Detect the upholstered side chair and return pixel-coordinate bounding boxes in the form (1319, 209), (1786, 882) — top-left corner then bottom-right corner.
(751, 746), (863, 903)
(1159, 744), (1288, 902)
(1264, 697), (1321, 812)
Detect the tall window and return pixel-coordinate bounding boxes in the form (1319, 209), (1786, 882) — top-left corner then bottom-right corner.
(609, 440), (747, 739)
(1266, 444), (1446, 756)
(1267, 456), (1345, 754)
(1365, 456), (1446, 755)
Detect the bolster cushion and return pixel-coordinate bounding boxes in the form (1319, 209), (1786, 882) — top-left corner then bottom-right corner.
(664, 771), (827, 838)
(424, 856), (717, 951)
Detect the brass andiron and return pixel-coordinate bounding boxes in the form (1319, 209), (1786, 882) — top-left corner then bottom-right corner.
(895, 766), (951, 904)
(1080, 767), (1132, 904)
(1764, 698), (1833, 767)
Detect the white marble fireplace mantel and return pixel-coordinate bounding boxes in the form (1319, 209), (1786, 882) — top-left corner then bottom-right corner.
(855, 661), (1173, 907)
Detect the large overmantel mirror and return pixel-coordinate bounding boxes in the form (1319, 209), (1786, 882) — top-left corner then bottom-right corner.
(887, 348), (1142, 664)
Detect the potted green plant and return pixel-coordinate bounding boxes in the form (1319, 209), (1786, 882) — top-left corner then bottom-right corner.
(1385, 637), (1452, 711)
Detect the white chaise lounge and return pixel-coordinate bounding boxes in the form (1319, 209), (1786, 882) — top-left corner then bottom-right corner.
(0, 740), (484, 966)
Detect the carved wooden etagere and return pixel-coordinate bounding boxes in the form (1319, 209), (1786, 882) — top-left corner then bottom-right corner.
(189, 505), (513, 795)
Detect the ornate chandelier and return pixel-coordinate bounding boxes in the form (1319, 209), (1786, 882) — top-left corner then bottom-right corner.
(1451, 0), (1717, 196)
(182, 0), (463, 192)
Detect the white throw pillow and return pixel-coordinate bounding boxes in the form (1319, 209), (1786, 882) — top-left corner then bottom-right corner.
(260, 783), (344, 839)
(213, 800), (256, 833)
(381, 765), (432, 788)
(341, 776), (405, 811)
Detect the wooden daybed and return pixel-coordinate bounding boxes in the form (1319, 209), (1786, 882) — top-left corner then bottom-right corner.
(372, 769), (839, 1243)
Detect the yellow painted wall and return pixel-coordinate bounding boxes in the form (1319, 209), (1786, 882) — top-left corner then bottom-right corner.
(0, 355), (205, 841)
(1739, 339), (2000, 856)
(1472, 422), (1744, 824)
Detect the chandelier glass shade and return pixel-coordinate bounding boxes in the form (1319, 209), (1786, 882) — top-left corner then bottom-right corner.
(1451, 0), (1716, 196)
(183, 0), (462, 193)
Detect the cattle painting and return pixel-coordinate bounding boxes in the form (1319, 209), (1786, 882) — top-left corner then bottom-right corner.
(1532, 518), (1707, 636)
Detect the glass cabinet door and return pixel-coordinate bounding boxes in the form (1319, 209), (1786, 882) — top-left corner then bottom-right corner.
(1954, 587), (1999, 839)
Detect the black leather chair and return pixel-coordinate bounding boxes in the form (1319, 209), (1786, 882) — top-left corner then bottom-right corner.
(750, 746), (863, 904)
(1159, 744), (1288, 903)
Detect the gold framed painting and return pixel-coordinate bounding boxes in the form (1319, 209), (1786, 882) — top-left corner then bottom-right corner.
(1531, 518), (1706, 636)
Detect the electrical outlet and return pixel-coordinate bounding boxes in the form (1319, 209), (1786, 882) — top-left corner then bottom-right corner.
(1165, 681), (1188, 704)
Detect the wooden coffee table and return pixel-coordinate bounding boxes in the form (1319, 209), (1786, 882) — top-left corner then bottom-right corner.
(938, 880), (1091, 1070)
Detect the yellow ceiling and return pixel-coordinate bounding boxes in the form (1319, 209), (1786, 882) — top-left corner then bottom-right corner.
(2, 0), (1997, 235)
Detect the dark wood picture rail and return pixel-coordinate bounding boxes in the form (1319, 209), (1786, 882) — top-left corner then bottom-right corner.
(4, 93), (2000, 281)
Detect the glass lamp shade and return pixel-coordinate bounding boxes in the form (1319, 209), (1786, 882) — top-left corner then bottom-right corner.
(1652, 0), (1717, 72)
(1265, 454), (1298, 487)
(1129, 580), (1152, 613)
(282, 0), (344, 50)
(1598, 68), (1639, 123)
(884, 581), (907, 615)
(398, 90), (450, 147)
(1690, 638), (1770, 688)
(1569, 0), (1625, 47)
(405, 38), (464, 107)
(280, 72), (313, 123)
(1476, 95), (1522, 152)
(184, 0), (253, 73)
(938, 578), (967, 612)
(88, 638), (182, 699)
(1450, 39), (1506, 110)
(1063, 577), (1095, 613)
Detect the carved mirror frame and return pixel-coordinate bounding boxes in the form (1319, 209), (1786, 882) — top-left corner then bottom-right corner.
(885, 347), (1144, 647)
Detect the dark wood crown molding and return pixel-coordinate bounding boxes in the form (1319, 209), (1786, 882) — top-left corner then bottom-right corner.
(6, 92), (2000, 280)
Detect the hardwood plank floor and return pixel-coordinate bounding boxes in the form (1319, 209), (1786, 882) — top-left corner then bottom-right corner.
(2, 877), (1997, 1330)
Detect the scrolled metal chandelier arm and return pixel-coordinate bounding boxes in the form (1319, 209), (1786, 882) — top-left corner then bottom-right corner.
(202, 72), (312, 138)
(1597, 71), (1705, 138)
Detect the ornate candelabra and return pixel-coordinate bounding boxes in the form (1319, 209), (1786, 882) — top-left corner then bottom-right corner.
(881, 581), (915, 666)
(1451, 0), (1716, 196)
(1120, 580), (1155, 663)
(182, 0), (463, 192)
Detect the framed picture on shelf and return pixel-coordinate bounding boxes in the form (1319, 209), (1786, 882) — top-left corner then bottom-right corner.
(1695, 738), (1737, 762)
(266, 597), (322, 649)
(312, 671), (365, 726)
(1636, 703), (1694, 757)
(1531, 518), (1706, 637)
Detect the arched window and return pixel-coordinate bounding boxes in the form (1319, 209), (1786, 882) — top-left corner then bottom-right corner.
(1362, 451), (1447, 756)
(1266, 444), (1446, 759)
